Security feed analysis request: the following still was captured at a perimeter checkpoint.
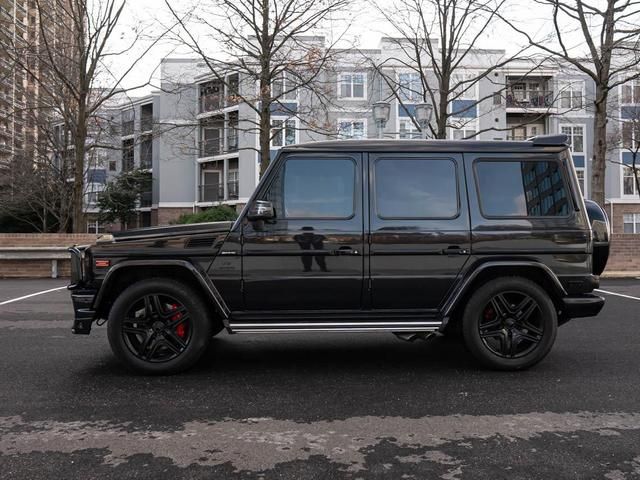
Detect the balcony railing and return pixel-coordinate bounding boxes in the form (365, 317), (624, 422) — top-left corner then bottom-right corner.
(506, 90), (554, 109)
(198, 132), (239, 158)
(199, 93), (240, 113)
(198, 181), (239, 202)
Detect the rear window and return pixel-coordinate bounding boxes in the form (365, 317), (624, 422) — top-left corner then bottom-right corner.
(475, 160), (570, 217)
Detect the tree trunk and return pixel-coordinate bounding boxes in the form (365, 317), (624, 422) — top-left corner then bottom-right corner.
(72, 109), (87, 233)
(259, 96), (271, 177)
(590, 85), (608, 207)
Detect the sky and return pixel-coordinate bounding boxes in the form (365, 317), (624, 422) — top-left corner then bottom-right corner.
(106, 0), (591, 95)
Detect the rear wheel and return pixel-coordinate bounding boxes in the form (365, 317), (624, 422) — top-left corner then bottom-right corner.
(107, 279), (213, 375)
(461, 277), (557, 370)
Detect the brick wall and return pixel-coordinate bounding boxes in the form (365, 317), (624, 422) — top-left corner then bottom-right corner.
(605, 234), (640, 273)
(0, 234), (98, 279)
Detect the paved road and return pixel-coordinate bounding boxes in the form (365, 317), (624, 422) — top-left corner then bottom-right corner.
(1, 279), (639, 479)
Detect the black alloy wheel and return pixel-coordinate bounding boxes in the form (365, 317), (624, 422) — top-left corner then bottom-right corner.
(478, 291), (543, 359)
(461, 276), (557, 370)
(108, 279), (214, 375)
(121, 294), (192, 363)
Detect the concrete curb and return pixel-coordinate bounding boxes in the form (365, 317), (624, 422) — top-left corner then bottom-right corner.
(601, 271), (640, 279)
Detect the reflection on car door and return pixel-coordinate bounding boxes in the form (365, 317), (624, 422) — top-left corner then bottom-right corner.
(242, 154), (364, 310)
(368, 153), (471, 309)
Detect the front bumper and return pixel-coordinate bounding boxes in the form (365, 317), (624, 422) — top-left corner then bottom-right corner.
(68, 246), (96, 334)
(70, 289), (96, 334)
(561, 293), (605, 319)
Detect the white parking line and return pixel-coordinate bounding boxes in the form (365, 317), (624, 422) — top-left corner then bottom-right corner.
(0, 286), (68, 306)
(595, 289), (640, 302)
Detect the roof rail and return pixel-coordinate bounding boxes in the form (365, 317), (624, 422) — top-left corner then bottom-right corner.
(529, 134), (570, 146)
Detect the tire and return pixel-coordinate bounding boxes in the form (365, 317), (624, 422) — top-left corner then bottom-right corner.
(461, 276), (558, 371)
(107, 278), (213, 375)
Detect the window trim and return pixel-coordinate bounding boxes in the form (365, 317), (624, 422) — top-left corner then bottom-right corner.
(557, 79), (585, 112)
(396, 71), (423, 104)
(337, 72), (367, 100)
(623, 212), (640, 233)
(281, 156), (358, 220)
(559, 123), (586, 155)
(372, 157), (461, 220)
(620, 78), (640, 105)
(337, 118), (367, 140)
(272, 71), (299, 102)
(473, 157), (574, 219)
(270, 116), (298, 149)
(621, 161), (640, 198)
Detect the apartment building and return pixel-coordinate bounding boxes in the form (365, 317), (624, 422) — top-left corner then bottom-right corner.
(93, 38), (640, 234)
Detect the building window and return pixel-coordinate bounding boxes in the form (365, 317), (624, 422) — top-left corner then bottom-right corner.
(338, 119), (366, 140)
(623, 166), (640, 196)
(558, 80), (584, 110)
(624, 213), (640, 233)
(622, 121), (640, 149)
(576, 169), (585, 195)
(122, 139), (134, 171)
(398, 72), (422, 103)
(560, 125), (585, 154)
(271, 118), (297, 147)
(451, 73), (477, 100)
(621, 80), (640, 104)
(450, 120), (477, 140)
(272, 72), (298, 101)
(86, 221), (106, 234)
(108, 160), (117, 172)
(399, 119), (421, 139)
(338, 73), (366, 99)
(121, 109), (134, 136)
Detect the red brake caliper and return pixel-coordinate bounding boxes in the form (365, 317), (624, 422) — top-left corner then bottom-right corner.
(170, 303), (186, 338)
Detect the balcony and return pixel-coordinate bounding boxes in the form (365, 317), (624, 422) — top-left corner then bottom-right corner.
(200, 94), (224, 113)
(198, 131), (239, 158)
(506, 90), (554, 109)
(199, 181), (239, 202)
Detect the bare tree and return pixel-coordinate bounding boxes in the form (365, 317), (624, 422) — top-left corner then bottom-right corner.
(498, 0), (640, 207)
(165, 0), (354, 175)
(2, 0), (172, 232)
(371, 0), (531, 139)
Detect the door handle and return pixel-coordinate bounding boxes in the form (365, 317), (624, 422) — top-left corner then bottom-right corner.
(334, 246), (360, 256)
(442, 246), (469, 255)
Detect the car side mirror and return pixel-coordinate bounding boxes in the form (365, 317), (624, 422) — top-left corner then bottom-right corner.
(247, 200), (275, 221)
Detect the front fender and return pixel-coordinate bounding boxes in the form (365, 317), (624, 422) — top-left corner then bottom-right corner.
(93, 259), (230, 326)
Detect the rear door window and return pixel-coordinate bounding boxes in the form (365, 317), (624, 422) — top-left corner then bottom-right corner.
(374, 158), (459, 219)
(475, 160), (570, 217)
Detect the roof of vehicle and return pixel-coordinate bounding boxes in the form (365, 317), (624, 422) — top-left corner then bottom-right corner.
(282, 135), (570, 154)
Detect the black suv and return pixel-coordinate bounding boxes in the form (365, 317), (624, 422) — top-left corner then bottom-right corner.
(69, 135), (610, 374)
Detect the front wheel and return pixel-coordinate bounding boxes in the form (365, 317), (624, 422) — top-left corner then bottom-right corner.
(461, 277), (557, 370)
(107, 279), (213, 375)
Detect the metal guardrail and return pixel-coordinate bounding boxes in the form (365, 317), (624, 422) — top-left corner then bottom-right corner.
(0, 247), (71, 279)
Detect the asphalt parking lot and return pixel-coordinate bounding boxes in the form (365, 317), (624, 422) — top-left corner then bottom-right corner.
(1, 278), (640, 479)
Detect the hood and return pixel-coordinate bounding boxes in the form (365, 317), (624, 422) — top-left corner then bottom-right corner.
(110, 221), (234, 243)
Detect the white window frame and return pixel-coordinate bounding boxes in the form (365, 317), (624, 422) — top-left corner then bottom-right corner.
(621, 120), (640, 150)
(557, 80), (585, 111)
(621, 163), (640, 198)
(337, 118), (367, 140)
(397, 71), (422, 104)
(272, 71), (298, 102)
(448, 118), (478, 140)
(620, 79), (640, 105)
(337, 72), (367, 100)
(623, 213), (640, 233)
(270, 117), (298, 148)
(451, 73), (478, 101)
(559, 124), (586, 155)
(398, 119), (421, 139)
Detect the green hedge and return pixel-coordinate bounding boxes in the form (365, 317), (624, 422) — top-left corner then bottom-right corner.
(174, 206), (238, 224)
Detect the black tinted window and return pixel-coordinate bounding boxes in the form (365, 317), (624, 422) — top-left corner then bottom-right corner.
(375, 158), (458, 219)
(475, 160), (570, 217)
(283, 158), (355, 218)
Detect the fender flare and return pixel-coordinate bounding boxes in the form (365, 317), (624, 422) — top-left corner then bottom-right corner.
(93, 259), (230, 326)
(441, 260), (567, 320)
